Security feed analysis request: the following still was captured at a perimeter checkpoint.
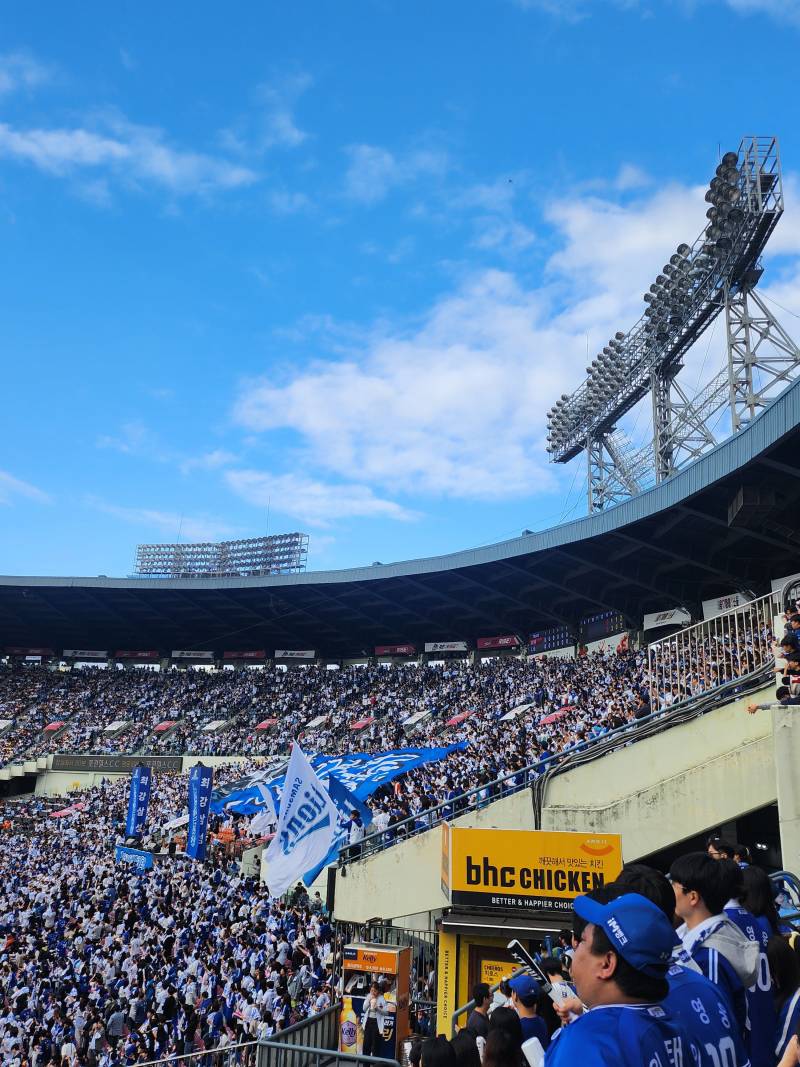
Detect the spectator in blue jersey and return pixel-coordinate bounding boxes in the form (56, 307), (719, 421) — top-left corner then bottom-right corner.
(718, 859), (776, 1067)
(740, 865), (781, 938)
(670, 852), (760, 1045)
(768, 935), (800, 1062)
(608, 863), (752, 1067)
(507, 973), (549, 1050)
(544, 889), (699, 1067)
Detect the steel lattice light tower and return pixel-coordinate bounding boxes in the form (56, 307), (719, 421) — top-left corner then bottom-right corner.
(546, 137), (800, 512)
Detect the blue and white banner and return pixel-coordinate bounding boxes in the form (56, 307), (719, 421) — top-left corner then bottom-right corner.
(186, 764), (214, 861)
(263, 743), (339, 897)
(125, 764), (152, 838)
(249, 781), (280, 835)
(212, 745), (466, 817)
(115, 845), (154, 870)
(303, 774), (374, 886)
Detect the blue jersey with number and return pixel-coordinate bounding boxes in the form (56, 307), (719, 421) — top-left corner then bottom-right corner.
(724, 906), (776, 1067)
(665, 964), (751, 1067)
(775, 989), (800, 1061)
(688, 942), (748, 1040)
(544, 1002), (700, 1067)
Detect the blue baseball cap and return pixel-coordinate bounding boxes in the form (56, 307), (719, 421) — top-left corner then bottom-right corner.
(573, 892), (679, 977)
(508, 973), (542, 1003)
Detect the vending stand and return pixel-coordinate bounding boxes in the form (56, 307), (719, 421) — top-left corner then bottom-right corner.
(339, 943), (411, 1059)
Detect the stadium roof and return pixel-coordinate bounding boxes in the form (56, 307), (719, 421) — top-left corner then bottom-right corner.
(2, 379), (800, 657)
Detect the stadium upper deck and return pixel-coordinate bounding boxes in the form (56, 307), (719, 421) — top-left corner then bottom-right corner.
(2, 378), (800, 658)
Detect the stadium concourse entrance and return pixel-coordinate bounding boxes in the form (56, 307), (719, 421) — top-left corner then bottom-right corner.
(435, 825), (624, 1034)
(436, 910), (565, 1035)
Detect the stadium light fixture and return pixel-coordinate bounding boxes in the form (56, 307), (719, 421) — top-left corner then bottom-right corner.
(546, 136), (800, 512)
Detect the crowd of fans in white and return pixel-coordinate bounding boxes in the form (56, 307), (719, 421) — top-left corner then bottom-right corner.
(0, 763), (341, 1066)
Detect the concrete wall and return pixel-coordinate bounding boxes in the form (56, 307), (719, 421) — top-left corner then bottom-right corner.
(32, 753), (260, 796)
(334, 684), (777, 924)
(35, 770), (128, 794)
(335, 789), (539, 924)
(542, 690), (776, 859)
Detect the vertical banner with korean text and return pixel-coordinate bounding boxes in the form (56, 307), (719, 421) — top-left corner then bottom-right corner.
(125, 764), (152, 838)
(186, 764), (214, 861)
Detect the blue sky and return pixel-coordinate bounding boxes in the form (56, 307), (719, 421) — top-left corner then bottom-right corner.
(2, 0), (800, 576)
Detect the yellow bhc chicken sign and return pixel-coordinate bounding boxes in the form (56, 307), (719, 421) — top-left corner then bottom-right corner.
(441, 825), (623, 911)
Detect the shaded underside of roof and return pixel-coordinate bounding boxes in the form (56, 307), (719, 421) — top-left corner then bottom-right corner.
(2, 381), (800, 657)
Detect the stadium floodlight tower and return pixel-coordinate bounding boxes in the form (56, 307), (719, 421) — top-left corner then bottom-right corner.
(546, 136), (800, 512)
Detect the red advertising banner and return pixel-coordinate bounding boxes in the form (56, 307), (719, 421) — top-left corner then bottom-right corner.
(223, 650), (267, 660)
(476, 635), (520, 650)
(43, 721), (65, 732)
(5, 647), (54, 656)
(115, 650), (159, 660)
(374, 644), (416, 656)
(255, 718), (279, 730)
(153, 720), (178, 733)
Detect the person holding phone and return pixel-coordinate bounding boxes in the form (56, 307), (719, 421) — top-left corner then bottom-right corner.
(361, 982), (387, 1057)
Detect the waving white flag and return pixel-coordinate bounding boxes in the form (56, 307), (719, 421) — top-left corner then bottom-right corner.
(249, 782), (278, 836)
(263, 743), (338, 896)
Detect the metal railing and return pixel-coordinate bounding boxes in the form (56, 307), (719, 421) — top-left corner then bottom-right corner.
(342, 619), (779, 865)
(138, 1008), (339, 1067)
(257, 1042), (400, 1067)
(263, 1004), (340, 1061)
(140, 1041), (258, 1067)
(647, 590), (779, 710)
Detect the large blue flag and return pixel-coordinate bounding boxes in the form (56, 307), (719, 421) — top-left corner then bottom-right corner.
(125, 764), (152, 838)
(212, 744), (466, 817)
(186, 764), (214, 861)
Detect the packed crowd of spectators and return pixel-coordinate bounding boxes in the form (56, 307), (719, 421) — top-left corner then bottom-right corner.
(648, 610), (776, 709)
(0, 763), (337, 1066)
(0, 649), (650, 770)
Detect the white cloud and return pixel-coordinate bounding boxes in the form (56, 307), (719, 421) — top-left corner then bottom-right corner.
(513, 0), (800, 25)
(721, 0), (800, 23)
(763, 173), (800, 257)
(472, 217), (536, 253)
(0, 470), (50, 506)
(344, 144), (449, 205)
(452, 179), (536, 254)
(232, 169), (800, 507)
(88, 498), (238, 542)
(510, 0), (602, 17)
(257, 73), (312, 149)
(179, 450), (239, 475)
(0, 112), (257, 196)
(97, 420), (161, 457)
(270, 189), (312, 214)
(0, 51), (52, 95)
(220, 72), (313, 157)
(224, 470), (418, 527)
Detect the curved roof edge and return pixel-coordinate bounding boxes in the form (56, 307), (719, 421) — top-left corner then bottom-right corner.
(3, 377), (799, 593)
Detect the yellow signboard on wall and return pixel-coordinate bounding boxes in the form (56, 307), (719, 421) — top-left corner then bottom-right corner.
(480, 958), (511, 986)
(445, 827), (622, 912)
